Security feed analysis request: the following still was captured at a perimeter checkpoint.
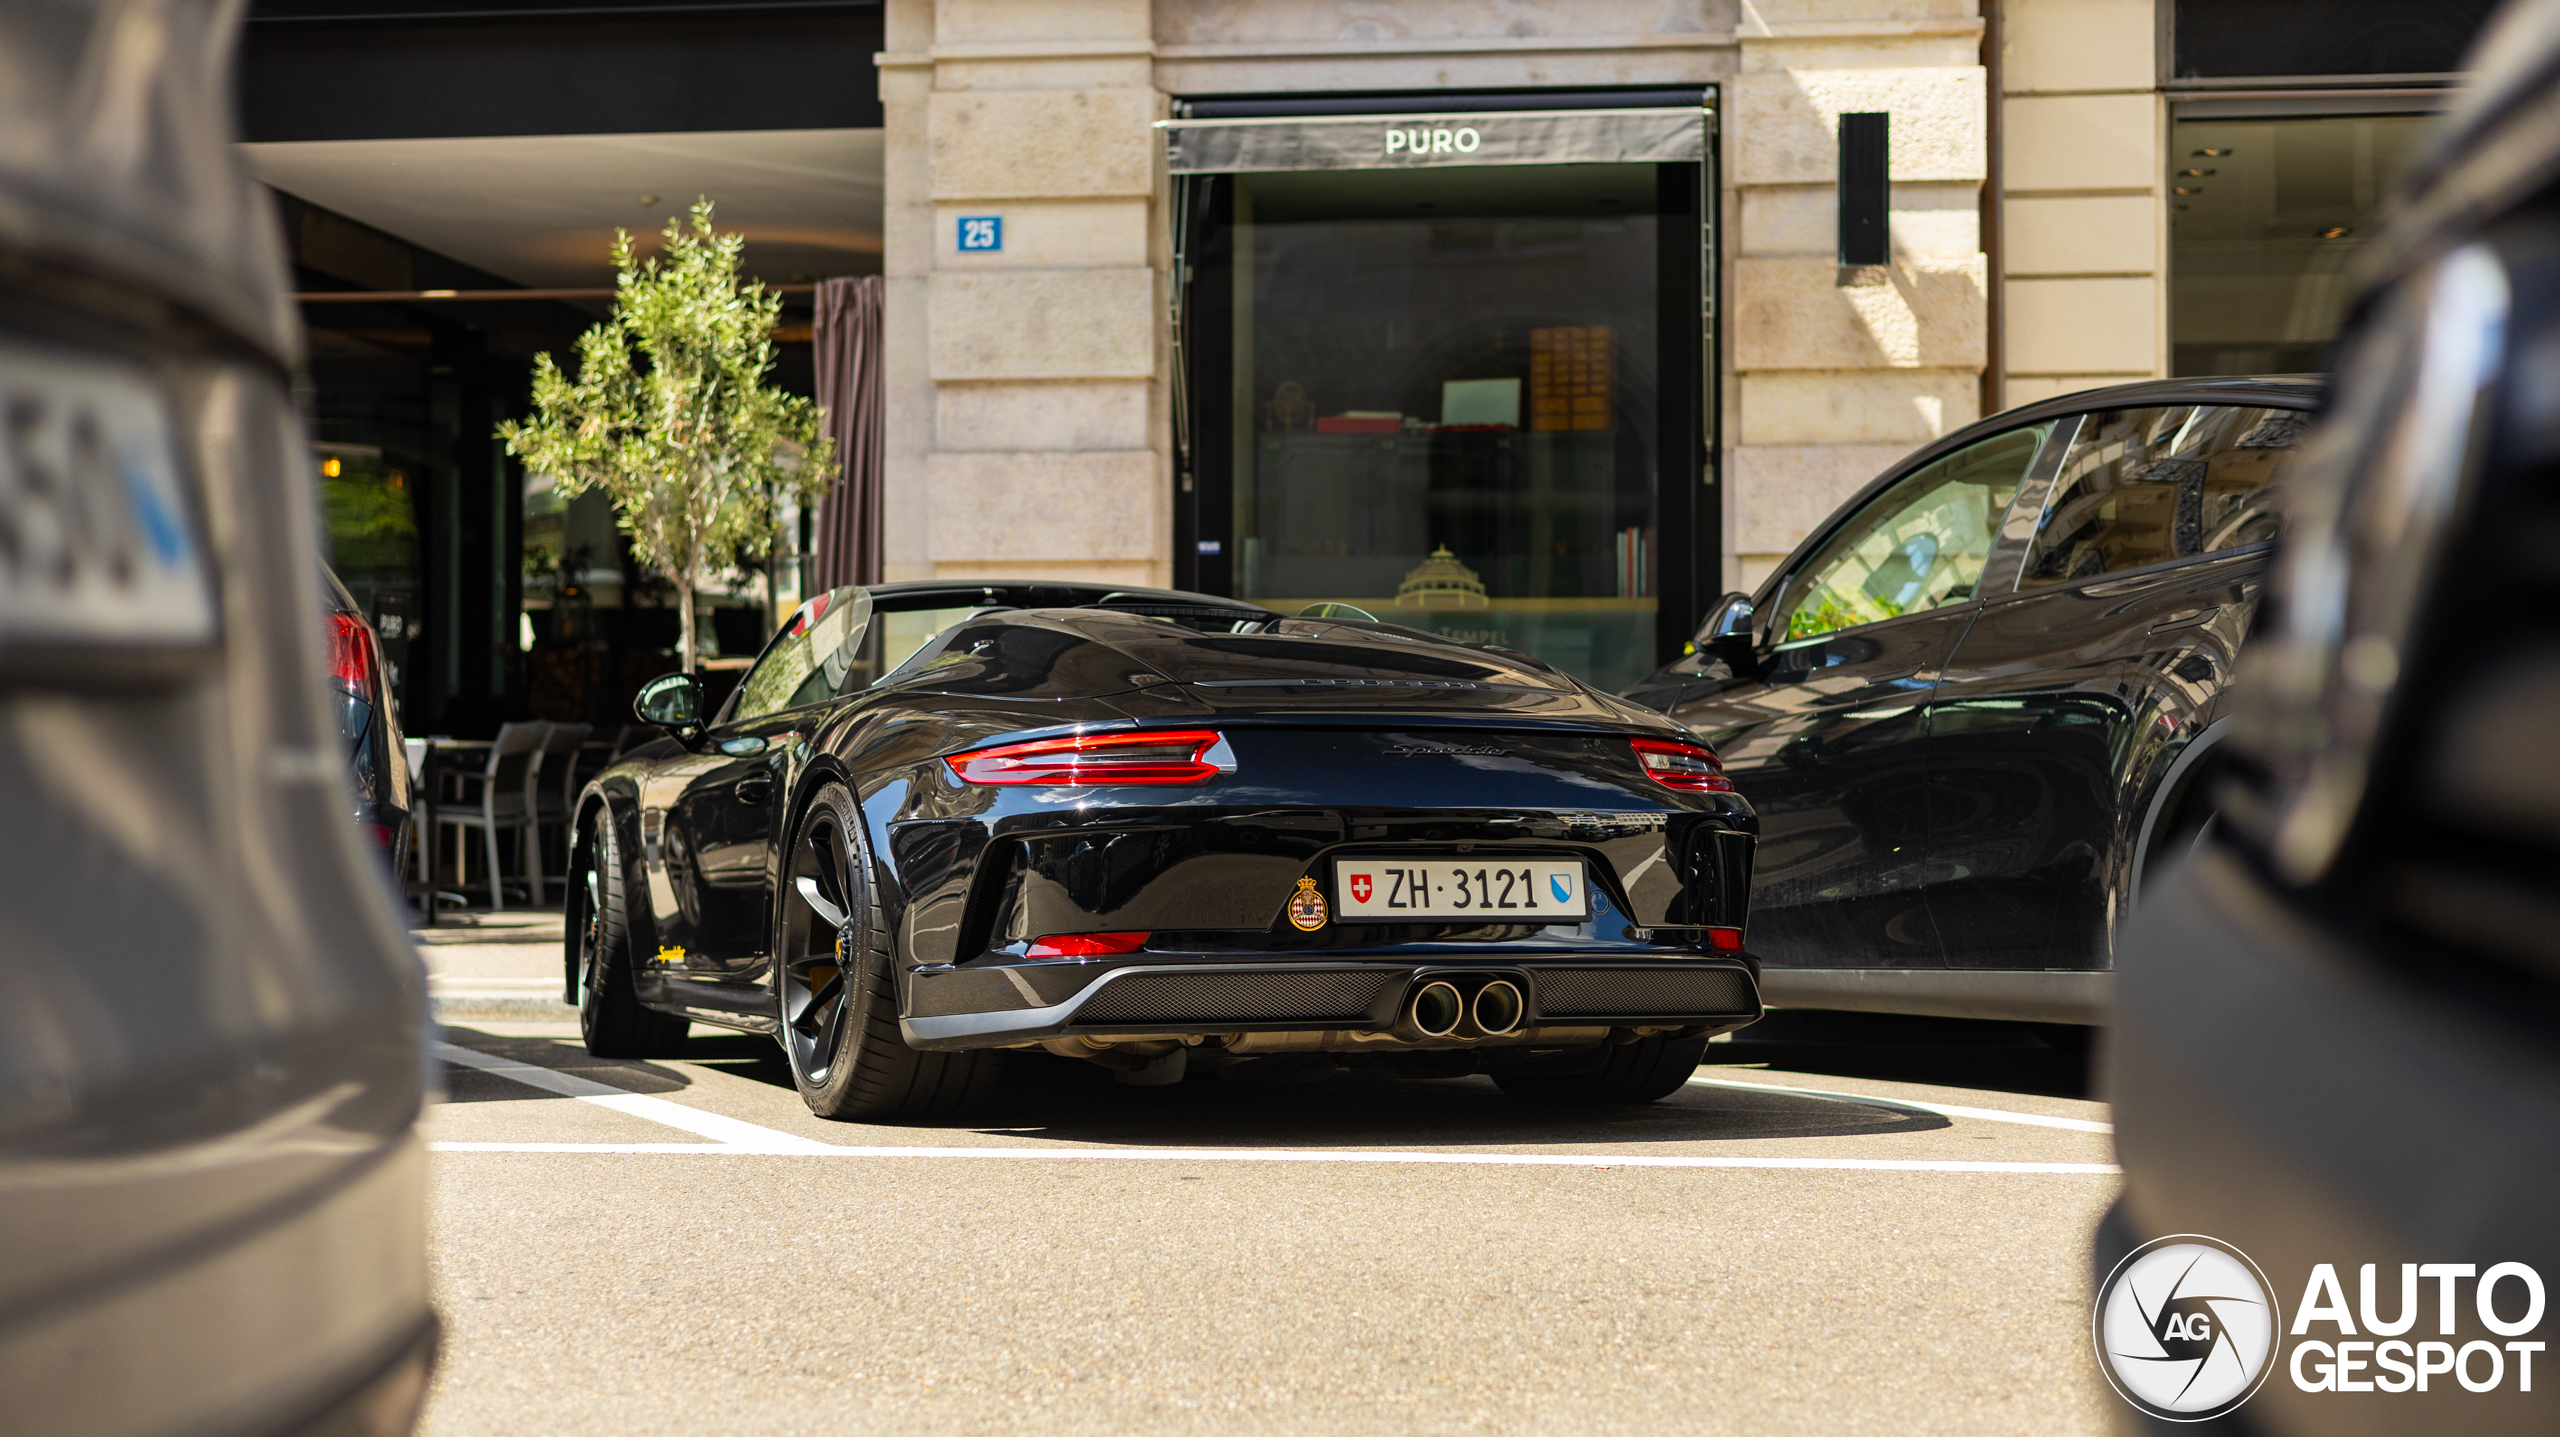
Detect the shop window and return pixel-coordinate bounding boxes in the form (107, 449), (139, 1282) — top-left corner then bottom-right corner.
(2170, 114), (2429, 376)
(316, 439), (420, 688)
(1210, 162), (1681, 691)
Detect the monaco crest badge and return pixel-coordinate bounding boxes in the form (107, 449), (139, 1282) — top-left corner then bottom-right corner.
(1287, 875), (1330, 931)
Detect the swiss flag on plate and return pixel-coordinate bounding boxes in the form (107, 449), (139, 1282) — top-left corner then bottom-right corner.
(1349, 873), (1373, 903)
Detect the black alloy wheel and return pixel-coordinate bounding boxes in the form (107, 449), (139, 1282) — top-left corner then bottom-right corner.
(777, 798), (859, 1088)
(775, 783), (1006, 1121)
(573, 805), (690, 1058)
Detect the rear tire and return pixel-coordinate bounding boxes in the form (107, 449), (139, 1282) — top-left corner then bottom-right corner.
(775, 782), (1006, 1122)
(574, 805), (690, 1059)
(1493, 1034), (1709, 1105)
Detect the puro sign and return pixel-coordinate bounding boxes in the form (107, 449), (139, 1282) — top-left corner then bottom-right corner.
(1160, 107), (1707, 175)
(1384, 126), (1479, 157)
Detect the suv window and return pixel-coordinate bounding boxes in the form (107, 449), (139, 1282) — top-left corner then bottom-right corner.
(2022, 405), (2306, 586)
(1774, 423), (2052, 644)
(730, 587), (871, 722)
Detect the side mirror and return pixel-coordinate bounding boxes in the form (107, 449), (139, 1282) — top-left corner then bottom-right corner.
(1698, 592), (1755, 645)
(635, 672), (705, 732)
(1692, 592), (1761, 676)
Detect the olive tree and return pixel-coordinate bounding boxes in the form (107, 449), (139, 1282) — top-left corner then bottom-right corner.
(499, 199), (832, 675)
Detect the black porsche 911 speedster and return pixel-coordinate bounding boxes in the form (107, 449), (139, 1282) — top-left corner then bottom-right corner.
(570, 580), (1763, 1120)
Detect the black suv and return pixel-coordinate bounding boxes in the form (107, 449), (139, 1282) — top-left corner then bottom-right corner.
(1625, 376), (2315, 1027)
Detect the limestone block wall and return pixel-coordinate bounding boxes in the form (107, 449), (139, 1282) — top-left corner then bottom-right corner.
(1727, 1), (1988, 593)
(1996, 0), (2164, 407)
(876, 0), (2024, 610)
(879, 0), (1170, 587)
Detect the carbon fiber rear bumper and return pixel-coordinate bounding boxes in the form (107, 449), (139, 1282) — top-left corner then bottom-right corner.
(899, 956), (1762, 1049)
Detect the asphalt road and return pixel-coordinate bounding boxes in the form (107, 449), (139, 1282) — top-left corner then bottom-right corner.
(418, 1009), (2121, 1436)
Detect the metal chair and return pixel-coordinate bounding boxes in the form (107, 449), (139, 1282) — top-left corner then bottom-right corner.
(434, 721), (548, 911)
(530, 721), (592, 900)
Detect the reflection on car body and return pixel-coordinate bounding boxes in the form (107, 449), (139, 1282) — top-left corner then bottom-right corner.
(1625, 376), (2319, 1024)
(2105, 22), (2560, 1425)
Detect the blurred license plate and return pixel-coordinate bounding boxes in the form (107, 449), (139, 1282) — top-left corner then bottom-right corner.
(1332, 859), (1589, 921)
(0, 336), (216, 666)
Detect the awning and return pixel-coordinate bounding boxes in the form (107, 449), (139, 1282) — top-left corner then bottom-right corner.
(1161, 107), (1707, 175)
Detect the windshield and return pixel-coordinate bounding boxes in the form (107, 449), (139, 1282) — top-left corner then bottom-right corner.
(730, 588), (872, 722)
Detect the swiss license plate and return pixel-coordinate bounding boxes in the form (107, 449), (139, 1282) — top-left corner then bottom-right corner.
(1332, 859), (1590, 921)
(0, 336), (215, 665)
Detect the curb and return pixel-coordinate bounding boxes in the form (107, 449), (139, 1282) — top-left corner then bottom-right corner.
(434, 993), (574, 1019)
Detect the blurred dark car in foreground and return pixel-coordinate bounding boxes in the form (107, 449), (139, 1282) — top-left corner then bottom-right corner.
(2104, 10), (2560, 1431)
(1624, 375), (2315, 1027)
(0, 5), (433, 1436)
(326, 567), (410, 872)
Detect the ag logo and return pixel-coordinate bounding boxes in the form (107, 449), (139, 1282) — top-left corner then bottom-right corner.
(2097, 1234), (2281, 1421)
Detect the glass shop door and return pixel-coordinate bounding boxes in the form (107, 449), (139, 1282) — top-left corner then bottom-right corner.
(1170, 101), (1717, 693)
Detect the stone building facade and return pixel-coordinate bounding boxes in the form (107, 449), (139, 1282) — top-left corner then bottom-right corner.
(874, 0), (2478, 678)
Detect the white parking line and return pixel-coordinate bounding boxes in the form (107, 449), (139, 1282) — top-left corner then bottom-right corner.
(1686, 1075), (2114, 1134)
(429, 1141), (2116, 1173)
(437, 1041), (2119, 1173)
(434, 1042), (836, 1154)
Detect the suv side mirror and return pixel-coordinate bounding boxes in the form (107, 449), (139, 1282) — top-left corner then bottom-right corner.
(635, 672), (705, 733)
(1692, 592), (1761, 676)
(1698, 592), (1754, 645)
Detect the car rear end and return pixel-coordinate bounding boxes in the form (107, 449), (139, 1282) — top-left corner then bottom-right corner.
(325, 568), (411, 872)
(879, 612), (1763, 1076)
(0, 5), (434, 1434)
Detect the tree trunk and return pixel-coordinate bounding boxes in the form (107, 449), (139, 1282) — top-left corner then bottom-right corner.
(676, 576), (696, 675)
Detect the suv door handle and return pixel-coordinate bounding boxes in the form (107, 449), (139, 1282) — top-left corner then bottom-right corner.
(735, 773), (774, 805)
(2147, 609), (2213, 635)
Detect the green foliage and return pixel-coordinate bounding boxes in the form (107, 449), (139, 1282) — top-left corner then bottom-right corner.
(498, 199), (834, 672)
(1788, 593), (1881, 642)
(321, 467), (418, 583)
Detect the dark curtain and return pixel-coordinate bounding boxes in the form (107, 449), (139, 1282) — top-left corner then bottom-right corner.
(811, 275), (884, 588)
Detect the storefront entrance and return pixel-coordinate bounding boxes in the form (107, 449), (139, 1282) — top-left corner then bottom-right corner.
(1170, 95), (1717, 691)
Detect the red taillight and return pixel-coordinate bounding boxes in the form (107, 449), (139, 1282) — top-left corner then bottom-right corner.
(946, 730), (1230, 786)
(1707, 926), (1745, 951)
(356, 822), (395, 850)
(329, 612), (380, 694)
(1027, 931), (1149, 958)
(1631, 737), (1733, 792)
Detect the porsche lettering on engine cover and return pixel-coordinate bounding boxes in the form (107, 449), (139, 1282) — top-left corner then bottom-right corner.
(569, 580), (1763, 1122)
